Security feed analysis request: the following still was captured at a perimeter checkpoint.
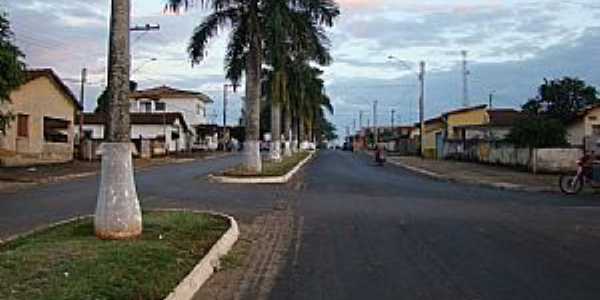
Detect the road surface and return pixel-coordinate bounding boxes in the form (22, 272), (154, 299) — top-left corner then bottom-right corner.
(2, 151), (600, 300)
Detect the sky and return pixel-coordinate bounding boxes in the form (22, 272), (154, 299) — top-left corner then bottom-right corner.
(3, 0), (600, 139)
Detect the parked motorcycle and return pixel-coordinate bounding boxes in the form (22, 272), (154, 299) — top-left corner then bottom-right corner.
(559, 155), (600, 195)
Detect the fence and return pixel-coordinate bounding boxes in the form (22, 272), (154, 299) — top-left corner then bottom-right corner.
(443, 139), (582, 173)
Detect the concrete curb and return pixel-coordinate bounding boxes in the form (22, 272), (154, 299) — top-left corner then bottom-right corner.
(387, 158), (556, 193)
(209, 151), (315, 184)
(162, 209), (239, 300)
(0, 214), (92, 245)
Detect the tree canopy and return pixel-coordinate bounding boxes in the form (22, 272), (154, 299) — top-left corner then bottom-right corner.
(507, 77), (599, 148)
(521, 77), (600, 124)
(0, 12), (26, 133)
(95, 81), (138, 113)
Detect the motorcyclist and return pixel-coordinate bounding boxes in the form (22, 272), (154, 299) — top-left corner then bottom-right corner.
(375, 143), (386, 164)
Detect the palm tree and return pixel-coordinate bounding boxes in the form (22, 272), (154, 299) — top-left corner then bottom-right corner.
(95, 0), (142, 239)
(263, 2), (338, 158)
(167, 0), (339, 168)
(167, 0), (262, 172)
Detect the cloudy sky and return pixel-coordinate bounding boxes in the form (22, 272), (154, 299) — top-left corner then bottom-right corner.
(3, 0), (600, 139)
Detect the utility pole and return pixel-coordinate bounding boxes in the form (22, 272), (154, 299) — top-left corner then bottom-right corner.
(373, 100), (378, 144)
(489, 92), (494, 109)
(359, 111), (364, 130)
(130, 24), (160, 73)
(419, 61), (426, 157)
(130, 24), (160, 31)
(391, 109), (396, 129)
(79, 68), (87, 157)
(462, 50), (470, 107)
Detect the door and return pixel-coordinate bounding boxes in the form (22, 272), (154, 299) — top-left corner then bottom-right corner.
(435, 132), (444, 159)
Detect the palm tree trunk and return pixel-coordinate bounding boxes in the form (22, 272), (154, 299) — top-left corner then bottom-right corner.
(291, 116), (299, 153)
(299, 117), (307, 150)
(95, 0), (142, 240)
(283, 103), (292, 157)
(243, 3), (262, 173)
(270, 101), (282, 161)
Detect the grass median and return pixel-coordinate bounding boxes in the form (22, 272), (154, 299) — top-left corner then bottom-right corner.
(0, 211), (229, 300)
(223, 151), (311, 177)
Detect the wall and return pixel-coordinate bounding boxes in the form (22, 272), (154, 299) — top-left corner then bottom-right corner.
(83, 123), (186, 152)
(422, 121), (444, 157)
(567, 121), (585, 147)
(445, 108), (488, 139)
(444, 139), (582, 173)
(0, 76), (76, 166)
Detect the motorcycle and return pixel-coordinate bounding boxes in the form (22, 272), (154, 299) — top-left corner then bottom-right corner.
(559, 156), (600, 195)
(375, 148), (386, 166)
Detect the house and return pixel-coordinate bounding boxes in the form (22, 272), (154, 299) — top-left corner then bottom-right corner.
(421, 116), (445, 159)
(79, 112), (190, 155)
(129, 85), (213, 144)
(567, 104), (600, 150)
(451, 109), (522, 141)
(443, 104), (488, 140)
(0, 69), (82, 166)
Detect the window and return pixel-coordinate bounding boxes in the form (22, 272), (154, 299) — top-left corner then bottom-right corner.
(593, 125), (600, 136)
(43, 117), (70, 143)
(141, 101), (152, 112)
(17, 114), (29, 137)
(155, 102), (166, 111)
(197, 104), (202, 115)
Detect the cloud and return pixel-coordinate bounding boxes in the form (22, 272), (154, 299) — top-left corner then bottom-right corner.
(3, 0), (600, 139)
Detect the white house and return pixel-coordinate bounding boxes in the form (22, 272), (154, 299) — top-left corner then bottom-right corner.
(567, 105), (600, 150)
(129, 85), (213, 129)
(79, 112), (189, 153)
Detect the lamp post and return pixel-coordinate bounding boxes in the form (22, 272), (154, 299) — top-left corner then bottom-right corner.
(388, 56), (426, 157)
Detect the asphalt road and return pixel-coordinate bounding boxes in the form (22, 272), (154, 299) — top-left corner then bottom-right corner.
(3, 151), (600, 300)
(269, 150), (600, 300)
(0, 154), (288, 239)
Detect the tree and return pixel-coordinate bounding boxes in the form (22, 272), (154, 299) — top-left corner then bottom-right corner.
(522, 77), (600, 124)
(262, 1), (338, 160)
(166, 0), (263, 172)
(0, 12), (26, 133)
(506, 116), (567, 148)
(166, 0), (339, 171)
(95, 80), (137, 113)
(94, 0), (142, 240)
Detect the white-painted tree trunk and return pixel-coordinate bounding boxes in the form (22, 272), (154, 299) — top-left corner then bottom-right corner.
(95, 0), (142, 240)
(95, 143), (142, 239)
(270, 102), (282, 161)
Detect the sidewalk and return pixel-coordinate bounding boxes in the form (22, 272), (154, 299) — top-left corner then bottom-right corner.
(387, 155), (559, 193)
(0, 152), (229, 191)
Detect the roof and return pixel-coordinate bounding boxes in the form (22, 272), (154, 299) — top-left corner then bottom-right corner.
(24, 69), (82, 110)
(130, 85), (213, 103)
(79, 112), (189, 132)
(442, 104), (487, 117)
(487, 109), (523, 127)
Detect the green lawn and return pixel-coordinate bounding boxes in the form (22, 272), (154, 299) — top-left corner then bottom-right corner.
(223, 151), (311, 177)
(0, 211), (229, 300)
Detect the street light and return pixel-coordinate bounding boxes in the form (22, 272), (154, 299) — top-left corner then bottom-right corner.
(388, 55), (426, 157)
(132, 57), (157, 74)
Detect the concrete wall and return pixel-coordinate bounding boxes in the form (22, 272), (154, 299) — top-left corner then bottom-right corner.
(444, 139), (581, 173)
(0, 76), (76, 166)
(82, 123), (186, 152)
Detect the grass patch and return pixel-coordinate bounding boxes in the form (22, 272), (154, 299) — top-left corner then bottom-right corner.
(223, 151), (311, 177)
(0, 211), (229, 300)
